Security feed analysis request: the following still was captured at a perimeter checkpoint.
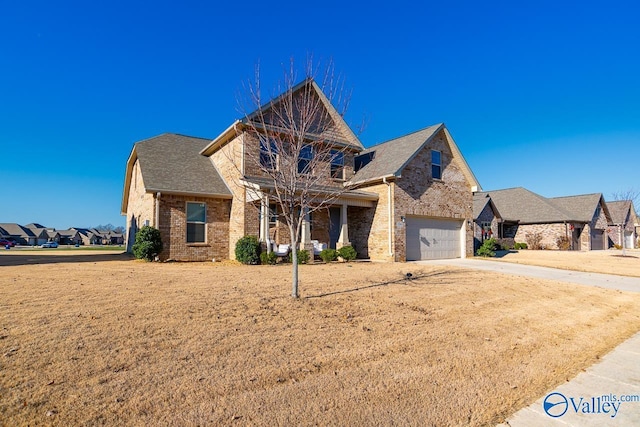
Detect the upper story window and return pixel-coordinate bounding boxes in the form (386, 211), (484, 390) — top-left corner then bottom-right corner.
(298, 144), (313, 174)
(330, 150), (344, 180)
(354, 151), (375, 173)
(260, 137), (278, 170)
(186, 202), (206, 243)
(431, 150), (442, 180)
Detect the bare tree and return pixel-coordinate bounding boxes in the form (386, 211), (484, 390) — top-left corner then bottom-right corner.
(235, 59), (360, 298)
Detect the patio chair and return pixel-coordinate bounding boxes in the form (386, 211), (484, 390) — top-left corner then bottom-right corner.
(273, 244), (290, 258)
(311, 240), (327, 256)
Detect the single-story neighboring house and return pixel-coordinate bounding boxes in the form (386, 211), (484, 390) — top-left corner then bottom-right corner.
(122, 79), (481, 262)
(0, 223), (39, 246)
(474, 188), (612, 250)
(472, 192), (502, 250)
(606, 200), (638, 249)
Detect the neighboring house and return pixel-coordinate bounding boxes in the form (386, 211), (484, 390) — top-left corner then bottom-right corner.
(58, 229), (82, 245)
(121, 79), (481, 262)
(475, 188), (612, 250)
(606, 200), (638, 249)
(25, 224), (50, 245)
(472, 193), (502, 250)
(46, 230), (61, 243)
(0, 223), (38, 245)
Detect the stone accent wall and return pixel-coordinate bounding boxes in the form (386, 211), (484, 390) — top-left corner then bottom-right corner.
(474, 202), (499, 250)
(125, 160), (155, 252)
(158, 195), (230, 262)
(392, 130), (473, 261)
(208, 135), (249, 259)
(514, 223), (568, 249)
(353, 183), (394, 261)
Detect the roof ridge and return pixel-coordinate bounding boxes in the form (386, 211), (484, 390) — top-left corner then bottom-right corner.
(363, 123), (443, 152)
(549, 193), (602, 200)
(135, 132), (211, 145)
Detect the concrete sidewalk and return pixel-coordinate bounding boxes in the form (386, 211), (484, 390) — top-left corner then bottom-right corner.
(415, 258), (640, 425)
(499, 332), (640, 426)
(417, 258), (640, 292)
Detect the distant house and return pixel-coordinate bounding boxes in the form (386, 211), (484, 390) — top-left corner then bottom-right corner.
(606, 200), (638, 249)
(25, 224), (50, 245)
(475, 188), (612, 250)
(0, 223), (38, 246)
(58, 229), (82, 245)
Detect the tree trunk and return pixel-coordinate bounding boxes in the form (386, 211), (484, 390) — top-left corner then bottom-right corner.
(290, 228), (299, 298)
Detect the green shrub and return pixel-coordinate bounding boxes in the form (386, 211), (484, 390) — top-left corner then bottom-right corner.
(476, 238), (496, 257)
(289, 249), (310, 264)
(235, 236), (261, 265)
(132, 226), (163, 261)
(514, 242), (528, 250)
(556, 235), (571, 251)
(260, 251), (278, 265)
(319, 248), (338, 263)
(337, 245), (357, 262)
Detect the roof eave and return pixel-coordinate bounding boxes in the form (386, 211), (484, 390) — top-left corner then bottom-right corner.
(200, 120), (242, 156)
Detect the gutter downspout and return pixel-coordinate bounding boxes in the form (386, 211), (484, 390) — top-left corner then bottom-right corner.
(155, 192), (161, 229)
(383, 176), (393, 259)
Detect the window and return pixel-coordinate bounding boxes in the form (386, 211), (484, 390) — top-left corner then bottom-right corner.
(354, 151), (375, 172)
(298, 144), (313, 174)
(330, 150), (344, 179)
(431, 150), (442, 180)
(260, 137), (278, 170)
(269, 203), (278, 228)
(186, 202), (206, 243)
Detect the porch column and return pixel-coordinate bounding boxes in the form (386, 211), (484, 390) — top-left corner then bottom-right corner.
(337, 203), (351, 249)
(301, 207), (314, 263)
(301, 207), (311, 244)
(260, 194), (271, 252)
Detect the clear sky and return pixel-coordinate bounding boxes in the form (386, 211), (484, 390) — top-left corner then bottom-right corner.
(1, 1), (638, 229)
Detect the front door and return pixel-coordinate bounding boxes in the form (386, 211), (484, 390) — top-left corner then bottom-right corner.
(329, 207), (341, 249)
(572, 226), (582, 250)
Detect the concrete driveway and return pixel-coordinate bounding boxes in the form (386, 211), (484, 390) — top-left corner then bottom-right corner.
(416, 258), (640, 292)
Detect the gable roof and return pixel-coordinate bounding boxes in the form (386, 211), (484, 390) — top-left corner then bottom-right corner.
(473, 193), (501, 219)
(607, 200), (635, 225)
(477, 188), (573, 223)
(348, 124), (480, 189)
(121, 133), (232, 214)
(0, 223), (36, 238)
(200, 78), (363, 156)
(550, 193), (611, 224)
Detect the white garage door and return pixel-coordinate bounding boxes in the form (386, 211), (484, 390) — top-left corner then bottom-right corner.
(406, 217), (462, 260)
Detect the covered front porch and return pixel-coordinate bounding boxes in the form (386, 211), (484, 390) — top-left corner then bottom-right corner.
(244, 180), (378, 258)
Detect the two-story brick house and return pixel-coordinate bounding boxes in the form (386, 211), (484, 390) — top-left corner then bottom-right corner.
(121, 79), (481, 261)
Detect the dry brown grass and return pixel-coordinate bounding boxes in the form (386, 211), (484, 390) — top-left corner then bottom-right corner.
(2, 253), (640, 426)
(487, 249), (640, 277)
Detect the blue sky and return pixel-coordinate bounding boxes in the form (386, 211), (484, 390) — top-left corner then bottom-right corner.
(1, 1), (638, 228)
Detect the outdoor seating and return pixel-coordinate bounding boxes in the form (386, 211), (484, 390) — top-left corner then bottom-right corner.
(311, 240), (327, 255)
(273, 244), (290, 258)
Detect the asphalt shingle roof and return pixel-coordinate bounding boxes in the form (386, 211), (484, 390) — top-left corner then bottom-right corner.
(135, 133), (231, 197)
(350, 124), (442, 185)
(549, 194), (604, 223)
(607, 200), (632, 224)
(473, 193), (494, 218)
(477, 187), (574, 223)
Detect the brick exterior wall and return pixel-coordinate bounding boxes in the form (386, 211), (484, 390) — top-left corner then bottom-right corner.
(391, 131), (473, 261)
(514, 223), (568, 249)
(350, 183), (393, 261)
(158, 195), (231, 261)
(474, 202), (499, 250)
(124, 160), (155, 252)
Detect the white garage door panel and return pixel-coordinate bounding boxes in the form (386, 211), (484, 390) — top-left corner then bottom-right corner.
(406, 217), (461, 260)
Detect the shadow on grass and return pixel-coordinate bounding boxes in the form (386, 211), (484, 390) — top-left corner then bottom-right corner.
(0, 252), (133, 267)
(493, 250), (519, 258)
(306, 270), (456, 299)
